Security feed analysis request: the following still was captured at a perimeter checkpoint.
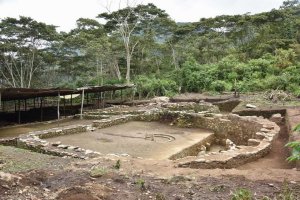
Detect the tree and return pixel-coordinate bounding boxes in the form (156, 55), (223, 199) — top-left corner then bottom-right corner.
(0, 16), (58, 88)
(98, 2), (171, 84)
(57, 18), (117, 87)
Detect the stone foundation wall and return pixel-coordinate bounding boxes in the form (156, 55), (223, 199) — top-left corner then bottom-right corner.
(3, 125), (102, 159)
(158, 111), (279, 168)
(169, 134), (215, 160)
(178, 140), (273, 169)
(161, 112), (267, 145)
(0, 102), (280, 168)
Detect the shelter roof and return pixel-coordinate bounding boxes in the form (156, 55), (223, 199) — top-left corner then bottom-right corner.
(0, 84), (134, 101)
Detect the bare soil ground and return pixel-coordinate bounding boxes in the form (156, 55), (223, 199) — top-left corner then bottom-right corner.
(1, 149), (299, 200)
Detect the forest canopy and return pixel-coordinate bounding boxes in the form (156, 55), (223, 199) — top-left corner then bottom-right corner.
(0, 0), (299, 97)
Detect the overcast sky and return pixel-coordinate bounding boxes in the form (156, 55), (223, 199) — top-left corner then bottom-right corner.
(0, 0), (285, 32)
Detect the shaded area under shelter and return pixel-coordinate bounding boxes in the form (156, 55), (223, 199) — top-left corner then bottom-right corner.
(0, 84), (134, 126)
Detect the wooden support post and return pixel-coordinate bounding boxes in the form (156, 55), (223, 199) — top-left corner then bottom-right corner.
(34, 98), (36, 108)
(14, 100), (16, 112)
(121, 90), (123, 100)
(57, 92), (60, 121)
(80, 89), (85, 120)
(40, 98), (43, 122)
(97, 92), (100, 109)
(71, 94), (73, 106)
(25, 99), (27, 111)
(87, 92), (89, 105)
(18, 100), (21, 124)
(103, 92), (105, 108)
(63, 96), (66, 118)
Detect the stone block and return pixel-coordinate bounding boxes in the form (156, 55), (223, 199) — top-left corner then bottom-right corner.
(270, 113), (283, 124)
(248, 139), (260, 146)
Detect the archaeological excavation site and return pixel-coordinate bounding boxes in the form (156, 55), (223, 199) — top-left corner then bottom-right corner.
(0, 88), (299, 200)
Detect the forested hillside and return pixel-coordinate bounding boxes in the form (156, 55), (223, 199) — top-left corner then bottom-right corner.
(0, 0), (299, 97)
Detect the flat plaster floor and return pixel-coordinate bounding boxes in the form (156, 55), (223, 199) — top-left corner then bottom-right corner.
(0, 119), (93, 139)
(46, 121), (214, 160)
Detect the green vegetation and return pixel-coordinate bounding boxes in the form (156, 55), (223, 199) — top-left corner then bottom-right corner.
(1, 1), (299, 98)
(278, 180), (295, 200)
(113, 159), (121, 170)
(286, 141), (300, 162)
(135, 178), (146, 191)
(90, 166), (108, 177)
(231, 182), (296, 200)
(155, 193), (167, 200)
(231, 188), (253, 200)
(286, 123), (300, 163)
(293, 124), (300, 132)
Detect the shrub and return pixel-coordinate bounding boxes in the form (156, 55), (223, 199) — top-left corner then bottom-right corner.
(135, 179), (146, 191)
(285, 141), (300, 162)
(210, 80), (229, 93)
(134, 75), (178, 98)
(113, 159), (121, 169)
(90, 166), (108, 178)
(231, 188), (252, 200)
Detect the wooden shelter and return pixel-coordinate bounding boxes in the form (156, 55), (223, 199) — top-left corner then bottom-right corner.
(0, 84), (134, 124)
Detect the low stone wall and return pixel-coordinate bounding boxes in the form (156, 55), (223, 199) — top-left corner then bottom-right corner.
(161, 112), (270, 145)
(160, 102), (220, 113)
(143, 110), (278, 168)
(93, 115), (137, 128)
(0, 137), (18, 146)
(178, 140), (273, 169)
(90, 108), (279, 168)
(169, 134), (215, 160)
(0, 102), (280, 168)
(7, 125), (102, 159)
(233, 108), (286, 119)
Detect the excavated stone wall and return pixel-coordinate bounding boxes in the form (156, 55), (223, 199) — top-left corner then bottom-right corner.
(0, 103), (280, 168)
(158, 111), (279, 167)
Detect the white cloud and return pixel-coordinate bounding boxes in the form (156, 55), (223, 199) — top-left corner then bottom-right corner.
(0, 0), (285, 32)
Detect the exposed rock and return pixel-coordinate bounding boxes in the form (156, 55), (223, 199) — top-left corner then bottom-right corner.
(85, 150), (94, 155)
(57, 144), (68, 149)
(245, 104), (257, 109)
(260, 128), (271, 133)
(67, 146), (76, 150)
(263, 124), (274, 129)
(152, 96), (170, 103)
(0, 172), (21, 183)
(225, 139), (235, 150)
(255, 132), (266, 139)
(197, 151), (206, 156)
(248, 139), (260, 146)
(270, 113), (283, 124)
(205, 143), (211, 151)
(200, 145), (206, 152)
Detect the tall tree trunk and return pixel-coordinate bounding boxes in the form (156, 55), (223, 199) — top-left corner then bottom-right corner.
(125, 50), (131, 84)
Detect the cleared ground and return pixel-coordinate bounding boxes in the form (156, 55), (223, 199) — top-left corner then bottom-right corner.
(0, 118), (92, 138)
(46, 121), (213, 159)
